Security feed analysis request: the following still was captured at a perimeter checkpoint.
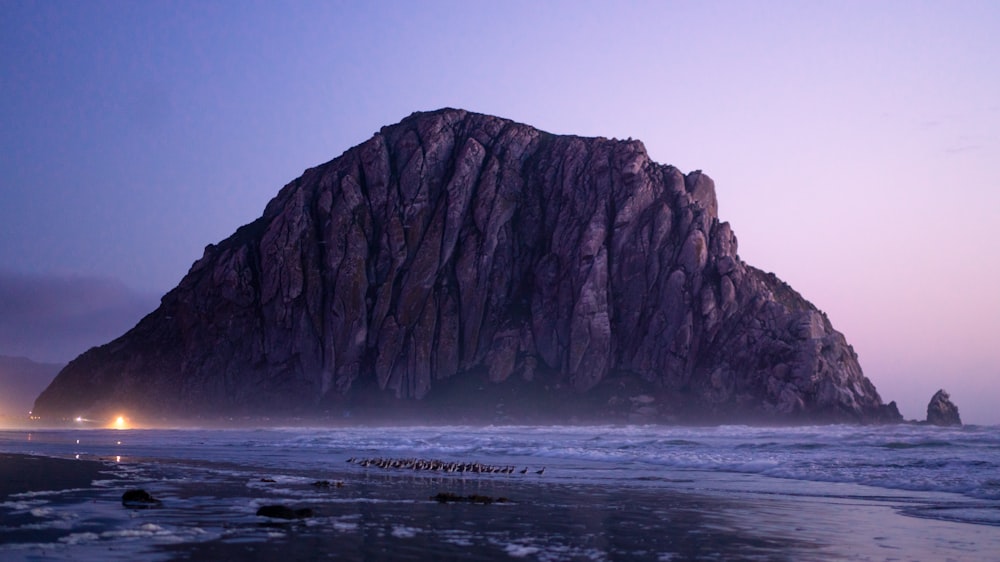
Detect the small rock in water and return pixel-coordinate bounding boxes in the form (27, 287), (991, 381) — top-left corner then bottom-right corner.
(432, 492), (508, 505)
(311, 480), (343, 488)
(926, 389), (962, 426)
(256, 505), (313, 519)
(121, 489), (161, 508)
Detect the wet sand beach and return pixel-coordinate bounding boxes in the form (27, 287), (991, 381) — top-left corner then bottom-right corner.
(1, 451), (997, 561)
(0, 453), (112, 500)
(3, 424), (1000, 561)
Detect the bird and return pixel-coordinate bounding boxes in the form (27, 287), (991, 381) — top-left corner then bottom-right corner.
(535, 467), (545, 475)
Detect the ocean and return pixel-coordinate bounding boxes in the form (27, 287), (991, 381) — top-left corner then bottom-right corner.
(1, 423), (998, 561)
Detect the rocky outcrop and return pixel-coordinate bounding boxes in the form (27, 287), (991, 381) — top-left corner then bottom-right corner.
(256, 505), (313, 519)
(926, 389), (961, 426)
(121, 489), (162, 509)
(32, 109), (899, 424)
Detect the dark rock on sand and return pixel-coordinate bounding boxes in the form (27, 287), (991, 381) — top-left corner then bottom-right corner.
(311, 480), (343, 488)
(122, 488), (161, 508)
(256, 505), (313, 519)
(432, 492), (508, 505)
(926, 389), (961, 426)
(32, 108), (899, 424)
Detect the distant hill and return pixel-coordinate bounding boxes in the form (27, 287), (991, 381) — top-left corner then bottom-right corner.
(0, 271), (158, 363)
(0, 355), (62, 423)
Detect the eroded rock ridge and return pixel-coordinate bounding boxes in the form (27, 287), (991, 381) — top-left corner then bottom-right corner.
(34, 109), (899, 423)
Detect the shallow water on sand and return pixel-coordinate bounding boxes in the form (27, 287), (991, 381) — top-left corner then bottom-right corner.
(1, 424), (998, 561)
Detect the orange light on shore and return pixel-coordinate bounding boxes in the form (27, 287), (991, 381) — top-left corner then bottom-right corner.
(113, 415), (127, 430)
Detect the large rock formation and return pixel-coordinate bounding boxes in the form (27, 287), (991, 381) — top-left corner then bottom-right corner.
(925, 389), (961, 426)
(33, 109), (900, 424)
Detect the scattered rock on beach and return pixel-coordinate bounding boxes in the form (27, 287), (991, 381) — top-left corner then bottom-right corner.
(122, 489), (161, 508)
(256, 505), (314, 519)
(926, 389), (962, 426)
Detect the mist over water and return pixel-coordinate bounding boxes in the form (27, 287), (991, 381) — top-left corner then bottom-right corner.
(0, 272), (157, 363)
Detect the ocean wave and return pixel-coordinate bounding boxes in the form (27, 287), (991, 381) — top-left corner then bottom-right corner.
(4, 424), (1000, 503)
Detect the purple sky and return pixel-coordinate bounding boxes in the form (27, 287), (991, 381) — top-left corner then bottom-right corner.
(2, 1), (997, 423)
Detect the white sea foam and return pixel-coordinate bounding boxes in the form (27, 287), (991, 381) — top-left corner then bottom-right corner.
(503, 542), (540, 557)
(16, 520), (77, 532)
(58, 532), (99, 545)
(1, 499), (46, 510)
(10, 489), (68, 498)
(332, 520), (360, 532)
(439, 529), (474, 546)
(391, 525), (420, 538)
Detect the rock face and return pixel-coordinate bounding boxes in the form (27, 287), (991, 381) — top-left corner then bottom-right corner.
(926, 389), (961, 426)
(33, 109), (900, 424)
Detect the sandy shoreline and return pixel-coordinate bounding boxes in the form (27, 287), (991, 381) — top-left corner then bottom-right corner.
(1, 450), (998, 561)
(0, 453), (114, 500)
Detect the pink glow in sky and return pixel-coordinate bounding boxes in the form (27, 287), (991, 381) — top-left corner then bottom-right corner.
(1, 1), (997, 423)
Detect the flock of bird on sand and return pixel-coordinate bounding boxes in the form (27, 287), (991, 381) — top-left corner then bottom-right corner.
(347, 457), (545, 475)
